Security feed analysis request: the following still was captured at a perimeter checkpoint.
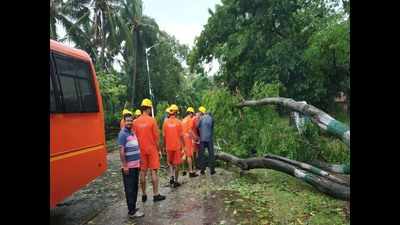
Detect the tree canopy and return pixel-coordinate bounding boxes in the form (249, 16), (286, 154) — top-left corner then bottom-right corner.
(188, 0), (349, 111)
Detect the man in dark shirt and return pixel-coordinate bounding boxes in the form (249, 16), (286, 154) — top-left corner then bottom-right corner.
(197, 106), (216, 175)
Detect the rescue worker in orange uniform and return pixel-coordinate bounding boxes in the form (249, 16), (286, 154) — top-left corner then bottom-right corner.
(120, 109), (133, 129)
(181, 107), (199, 177)
(191, 110), (201, 169)
(132, 98), (166, 202)
(163, 104), (185, 187)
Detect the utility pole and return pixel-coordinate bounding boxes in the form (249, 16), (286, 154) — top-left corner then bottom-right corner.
(145, 43), (160, 117)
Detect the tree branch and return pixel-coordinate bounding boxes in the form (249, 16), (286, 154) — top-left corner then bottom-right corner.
(216, 151), (349, 200)
(236, 97), (350, 147)
(265, 153), (349, 186)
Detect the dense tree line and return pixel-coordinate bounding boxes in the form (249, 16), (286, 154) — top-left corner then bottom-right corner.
(188, 0), (349, 111)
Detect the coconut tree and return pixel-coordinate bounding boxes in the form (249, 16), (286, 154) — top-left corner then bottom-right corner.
(89, 0), (123, 70)
(50, 0), (91, 41)
(115, 0), (144, 107)
(50, 0), (97, 60)
(50, 0), (123, 70)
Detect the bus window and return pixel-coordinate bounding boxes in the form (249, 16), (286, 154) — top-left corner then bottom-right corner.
(59, 75), (81, 112)
(53, 53), (98, 113)
(75, 61), (98, 112)
(78, 79), (98, 112)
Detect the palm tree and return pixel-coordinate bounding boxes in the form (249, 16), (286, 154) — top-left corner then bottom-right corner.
(50, 0), (91, 40)
(50, 0), (123, 70)
(116, 0), (164, 108)
(50, 0), (98, 60)
(89, 0), (123, 70)
(115, 0), (144, 107)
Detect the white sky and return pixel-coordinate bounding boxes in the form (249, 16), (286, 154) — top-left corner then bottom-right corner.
(143, 0), (221, 75)
(143, 0), (220, 48)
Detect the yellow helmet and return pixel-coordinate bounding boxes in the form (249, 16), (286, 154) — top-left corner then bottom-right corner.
(122, 109), (133, 115)
(186, 107), (195, 113)
(170, 104), (179, 112)
(167, 107), (173, 114)
(165, 107), (170, 113)
(198, 106), (206, 113)
(134, 109), (141, 116)
(141, 98), (153, 107)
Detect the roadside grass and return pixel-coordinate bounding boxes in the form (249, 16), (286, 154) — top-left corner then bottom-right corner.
(212, 168), (349, 225)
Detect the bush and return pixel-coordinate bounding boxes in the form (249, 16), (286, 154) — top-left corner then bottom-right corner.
(97, 71), (128, 138)
(155, 101), (169, 127)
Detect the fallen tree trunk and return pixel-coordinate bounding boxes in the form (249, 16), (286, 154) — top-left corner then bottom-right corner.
(216, 151), (349, 201)
(236, 97), (350, 147)
(309, 160), (350, 175)
(265, 154), (349, 186)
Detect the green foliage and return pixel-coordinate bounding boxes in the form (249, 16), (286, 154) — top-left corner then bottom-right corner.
(212, 170), (349, 225)
(147, 34), (187, 106)
(155, 101), (169, 127)
(97, 71), (127, 130)
(250, 80), (281, 99)
(304, 18), (350, 108)
(190, 0), (349, 110)
(202, 82), (348, 163)
(298, 111), (349, 164)
(201, 82), (294, 158)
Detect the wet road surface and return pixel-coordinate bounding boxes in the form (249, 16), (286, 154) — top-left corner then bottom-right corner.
(50, 146), (239, 225)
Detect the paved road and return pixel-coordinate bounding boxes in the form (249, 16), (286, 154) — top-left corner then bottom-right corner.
(50, 146), (238, 225)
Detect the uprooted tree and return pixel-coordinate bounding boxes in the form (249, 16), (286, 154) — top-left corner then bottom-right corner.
(214, 97), (350, 201)
(215, 151), (349, 200)
(237, 97), (350, 147)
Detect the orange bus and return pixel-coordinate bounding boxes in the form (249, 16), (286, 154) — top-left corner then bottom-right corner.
(50, 40), (107, 208)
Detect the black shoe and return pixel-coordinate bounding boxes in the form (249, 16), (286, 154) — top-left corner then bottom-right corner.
(173, 182), (181, 188)
(170, 177), (175, 186)
(128, 208), (139, 214)
(153, 194), (166, 202)
(210, 170), (216, 175)
(142, 195), (147, 202)
(200, 170), (205, 175)
(182, 171), (187, 176)
(189, 172), (199, 178)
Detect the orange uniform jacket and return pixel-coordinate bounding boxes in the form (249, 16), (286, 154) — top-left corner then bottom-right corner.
(163, 116), (183, 151)
(192, 115), (200, 140)
(132, 114), (160, 154)
(182, 115), (196, 157)
(182, 116), (193, 137)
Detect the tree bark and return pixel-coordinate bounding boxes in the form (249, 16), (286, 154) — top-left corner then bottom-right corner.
(131, 28), (139, 107)
(215, 151), (349, 201)
(237, 97), (350, 147)
(265, 154), (349, 186)
(309, 159), (350, 175)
